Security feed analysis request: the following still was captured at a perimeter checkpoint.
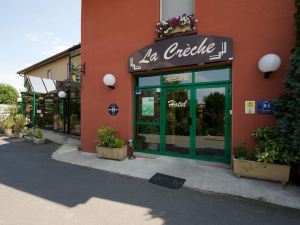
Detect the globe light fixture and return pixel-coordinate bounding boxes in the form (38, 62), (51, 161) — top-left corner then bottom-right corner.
(103, 74), (116, 89)
(17, 97), (22, 103)
(58, 91), (67, 98)
(258, 54), (281, 78)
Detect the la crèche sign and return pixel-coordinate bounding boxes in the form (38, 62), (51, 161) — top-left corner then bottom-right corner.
(128, 35), (233, 73)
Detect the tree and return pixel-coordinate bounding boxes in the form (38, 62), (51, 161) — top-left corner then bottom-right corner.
(0, 83), (19, 105)
(273, 0), (300, 163)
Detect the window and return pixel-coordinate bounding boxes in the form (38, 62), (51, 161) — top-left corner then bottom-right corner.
(47, 70), (53, 79)
(161, 0), (194, 20)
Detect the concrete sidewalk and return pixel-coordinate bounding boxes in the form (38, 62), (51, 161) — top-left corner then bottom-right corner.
(44, 130), (300, 210)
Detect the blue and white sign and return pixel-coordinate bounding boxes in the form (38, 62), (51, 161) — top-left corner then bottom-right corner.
(257, 100), (273, 114)
(108, 104), (119, 116)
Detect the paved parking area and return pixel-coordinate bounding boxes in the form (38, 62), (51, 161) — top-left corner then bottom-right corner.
(0, 135), (299, 225)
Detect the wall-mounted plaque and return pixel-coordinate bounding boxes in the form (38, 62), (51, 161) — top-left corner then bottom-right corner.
(108, 104), (119, 116)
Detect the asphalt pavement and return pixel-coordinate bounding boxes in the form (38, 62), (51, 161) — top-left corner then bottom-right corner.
(0, 135), (299, 225)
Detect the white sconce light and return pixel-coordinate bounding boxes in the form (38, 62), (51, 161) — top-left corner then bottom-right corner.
(58, 91), (67, 98)
(17, 97), (22, 103)
(258, 54), (281, 79)
(103, 74), (116, 89)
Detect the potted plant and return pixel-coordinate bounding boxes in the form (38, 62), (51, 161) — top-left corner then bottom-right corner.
(96, 127), (127, 160)
(156, 14), (198, 37)
(33, 128), (46, 144)
(233, 127), (296, 184)
(13, 114), (26, 138)
(24, 129), (34, 142)
(4, 116), (14, 137)
(54, 115), (63, 130)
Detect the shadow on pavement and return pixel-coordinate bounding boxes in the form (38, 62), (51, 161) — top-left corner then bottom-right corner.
(0, 135), (299, 225)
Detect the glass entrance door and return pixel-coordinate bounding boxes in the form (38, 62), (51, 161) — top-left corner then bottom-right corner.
(195, 86), (229, 162)
(164, 88), (191, 155)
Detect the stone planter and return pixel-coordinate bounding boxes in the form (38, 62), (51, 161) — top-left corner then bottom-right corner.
(233, 158), (291, 184)
(33, 138), (46, 145)
(4, 128), (13, 136)
(14, 132), (24, 139)
(96, 145), (127, 161)
(24, 136), (33, 142)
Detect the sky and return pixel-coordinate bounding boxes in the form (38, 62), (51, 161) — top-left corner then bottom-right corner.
(0, 0), (81, 92)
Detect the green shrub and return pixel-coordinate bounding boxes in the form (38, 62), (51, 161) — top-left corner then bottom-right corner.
(233, 144), (257, 161)
(96, 127), (125, 148)
(14, 114), (26, 132)
(35, 129), (43, 139)
(4, 117), (14, 129)
(233, 144), (248, 160)
(25, 130), (33, 137)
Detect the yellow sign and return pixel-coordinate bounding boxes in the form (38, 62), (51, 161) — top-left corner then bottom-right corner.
(245, 101), (255, 114)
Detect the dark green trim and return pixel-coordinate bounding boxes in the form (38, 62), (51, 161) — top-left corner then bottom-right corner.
(32, 93), (36, 128)
(133, 65), (232, 164)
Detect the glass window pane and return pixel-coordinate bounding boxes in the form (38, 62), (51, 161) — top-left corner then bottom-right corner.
(136, 88), (160, 122)
(136, 125), (160, 151)
(163, 72), (192, 85)
(28, 76), (47, 94)
(161, 0), (194, 20)
(196, 87), (225, 159)
(195, 69), (230, 83)
(138, 76), (160, 87)
(43, 78), (57, 92)
(165, 89), (190, 155)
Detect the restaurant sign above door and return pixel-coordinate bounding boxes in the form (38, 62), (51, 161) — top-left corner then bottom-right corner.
(128, 35), (233, 73)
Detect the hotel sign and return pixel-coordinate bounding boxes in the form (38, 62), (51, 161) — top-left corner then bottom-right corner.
(128, 35), (233, 72)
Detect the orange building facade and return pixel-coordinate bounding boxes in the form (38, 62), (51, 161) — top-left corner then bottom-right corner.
(81, 0), (296, 163)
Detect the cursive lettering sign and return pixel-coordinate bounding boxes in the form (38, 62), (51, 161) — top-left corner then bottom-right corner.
(128, 35), (233, 72)
(164, 75), (189, 83)
(168, 100), (188, 108)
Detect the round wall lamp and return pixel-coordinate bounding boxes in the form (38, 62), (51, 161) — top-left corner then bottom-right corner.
(58, 91), (67, 98)
(258, 54), (281, 79)
(103, 74), (116, 89)
(17, 97), (22, 103)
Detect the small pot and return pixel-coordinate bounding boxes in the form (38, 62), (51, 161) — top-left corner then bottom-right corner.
(4, 128), (12, 136)
(14, 132), (24, 139)
(24, 136), (33, 142)
(33, 138), (46, 145)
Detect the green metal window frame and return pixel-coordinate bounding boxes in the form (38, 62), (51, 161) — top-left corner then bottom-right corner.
(133, 65), (232, 164)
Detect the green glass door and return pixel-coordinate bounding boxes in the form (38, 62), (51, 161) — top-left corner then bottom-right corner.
(164, 88), (192, 155)
(195, 85), (230, 163)
(134, 67), (231, 163)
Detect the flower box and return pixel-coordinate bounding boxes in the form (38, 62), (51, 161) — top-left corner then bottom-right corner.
(156, 14), (197, 37)
(96, 145), (127, 161)
(233, 158), (291, 184)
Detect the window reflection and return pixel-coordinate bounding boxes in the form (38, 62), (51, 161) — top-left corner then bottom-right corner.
(136, 125), (160, 151)
(195, 69), (230, 83)
(196, 88), (225, 158)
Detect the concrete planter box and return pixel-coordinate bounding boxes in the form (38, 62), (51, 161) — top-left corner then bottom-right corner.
(4, 128), (13, 136)
(33, 138), (46, 145)
(24, 136), (33, 142)
(96, 145), (127, 161)
(233, 158), (291, 184)
(14, 132), (24, 139)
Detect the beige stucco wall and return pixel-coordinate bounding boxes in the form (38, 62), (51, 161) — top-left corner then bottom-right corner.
(24, 56), (69, 81)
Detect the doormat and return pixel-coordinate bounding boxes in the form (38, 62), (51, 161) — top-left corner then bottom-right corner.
(149, 173), (186, 189)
